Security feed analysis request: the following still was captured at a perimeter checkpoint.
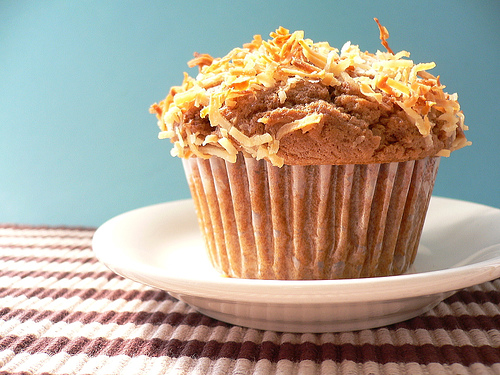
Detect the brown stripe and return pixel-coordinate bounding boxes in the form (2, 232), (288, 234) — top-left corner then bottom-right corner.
(138, 337), (166, 357)
(277, 341), (298, 362)
(391, 308), (500, 332)
(83, 336), (108, 357)
(0, 307), (223, 328)
(451, 288), (500, 305)
(1, 302), (499, 342)
(0, 269), (118, 280)
(0, 273), (497, 304)
(0, 254), (97, 265)
(0, 334), (498, 366)
(0, 372), (62, 375)
(0, 311), (500, 365)
(238, 340), (260, 362)
(0, 244), (91, 251)
(0, 224), (96, 232)
(259, 340), (280, 362)
(0, 287), (172, 302)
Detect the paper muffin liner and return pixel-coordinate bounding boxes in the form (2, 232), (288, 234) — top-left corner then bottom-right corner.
(182, 155), (440, 280)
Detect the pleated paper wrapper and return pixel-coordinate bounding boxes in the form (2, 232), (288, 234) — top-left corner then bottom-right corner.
(182, 155), (440, 280)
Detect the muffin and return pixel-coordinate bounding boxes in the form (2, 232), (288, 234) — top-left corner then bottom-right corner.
(150, 21), (470, 280)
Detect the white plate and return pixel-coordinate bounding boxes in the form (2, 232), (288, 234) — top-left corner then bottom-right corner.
(92, 197), (500, 332)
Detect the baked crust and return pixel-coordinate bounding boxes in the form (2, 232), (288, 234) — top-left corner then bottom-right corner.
(151, 23), (470, 166)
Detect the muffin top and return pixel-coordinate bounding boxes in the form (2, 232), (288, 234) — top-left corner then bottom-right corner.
(151, 21), (470, 166)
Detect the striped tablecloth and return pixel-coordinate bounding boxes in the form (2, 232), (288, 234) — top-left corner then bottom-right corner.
(0, 225), (499, 375)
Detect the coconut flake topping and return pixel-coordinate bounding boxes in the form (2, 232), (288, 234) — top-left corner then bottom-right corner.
(151, 20), (470, 167)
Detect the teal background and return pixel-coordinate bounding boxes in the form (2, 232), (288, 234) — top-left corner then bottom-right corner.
(1, 0), (499, 227)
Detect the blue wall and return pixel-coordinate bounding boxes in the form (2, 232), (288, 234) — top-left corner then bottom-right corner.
(1, 0), (499, 227)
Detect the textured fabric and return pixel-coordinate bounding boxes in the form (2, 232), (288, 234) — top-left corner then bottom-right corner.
(0, 224), (499, 375)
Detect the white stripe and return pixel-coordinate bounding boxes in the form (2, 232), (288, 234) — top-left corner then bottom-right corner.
(0, 270), (137, 290)
(189, 357), (216, 375)
(253, 359), (276, 375)
(0, 257), (108, 279)
(207, 357), (235, 375)
(0, 348), (16, 369)
(318, 360), (338, 375)
(361, 360), (382, 375)
(0, 227), (94, 239)
(165, 355), (199, 375)
(0, 351), (39, 372)
(261, 330), (279, 345)
(54, 353), (92, 374)
(76, 353), (110, 374)
(0, 257), (99, 273)
(380, 362), (421, 375)
(0, 349), (498, 374)
(0, 292), (175, 317)
(485, 363), (500, 375)
(241, 327), (263, 345)
(1, 291), (499, 349)
(0, 313), (278, 347)
(95, 354), (135, 375)
(120, 355), (156, 375)
(11, 352), (68, 374)
(0, 246), (94, 260)
(0, 236), (92, 248)
(231, 358), (256, 375)
(275, 359), (295, 375)
(33, 352), (72, 374)
(296, 359), (318, 375)
(145, 355), (179, 375)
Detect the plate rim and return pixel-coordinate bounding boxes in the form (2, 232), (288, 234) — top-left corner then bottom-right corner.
(92, 196), (500, 304)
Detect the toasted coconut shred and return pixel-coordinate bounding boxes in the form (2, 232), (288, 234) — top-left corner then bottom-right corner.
(151, 21), (470, 167)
